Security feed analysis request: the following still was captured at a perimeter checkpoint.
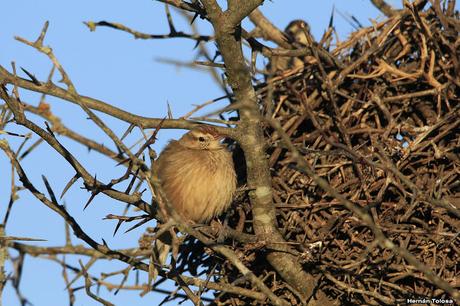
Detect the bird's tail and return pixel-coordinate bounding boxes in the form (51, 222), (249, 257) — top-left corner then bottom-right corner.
(150, 231), (172, 285)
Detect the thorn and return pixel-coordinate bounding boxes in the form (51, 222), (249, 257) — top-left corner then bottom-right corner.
(20, 67), (41, 86)
(60, 174), (80, 199)
(83, 192), (97, 210)
(164, 3), (177, 34)
(121, 123), (135, 141)
(113, 220), (124, 237)
(125, 167), (140, 195)
(42, 175), (59, 205)
(124, 217), (151, 234)
(167, 101), (173, 119)
(35, 21), (50, 46)
(328, 6), (335, 29)
(191, 13), (199, 25)
(44, 121), (55, 137)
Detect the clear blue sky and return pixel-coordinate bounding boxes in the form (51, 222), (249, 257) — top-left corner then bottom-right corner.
(0, 0), (426, 305)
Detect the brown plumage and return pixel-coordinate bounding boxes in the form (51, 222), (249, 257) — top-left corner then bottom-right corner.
(157, 126), (237, 222)
(151, 126), (236, 280)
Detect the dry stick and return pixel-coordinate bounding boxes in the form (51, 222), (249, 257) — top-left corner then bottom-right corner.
(3, 67), (32, 228)
(11, 243), (149, 257)
(79, 260), (115, 306)
(266, 117), (460, 302)
(60, 257), (76, 305)
(9, 252), (30, 305)
(84, 20), (212, 42)
(313, 81), (457, 216)
(332, 16), (396, 56)
(3, 150), (17, 226)
(0, 225), (6, 305)
(0, 142), (268, 302)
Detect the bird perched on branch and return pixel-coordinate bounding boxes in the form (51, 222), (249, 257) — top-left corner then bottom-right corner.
(157, 126), (237, 222)
(151, 126), (237, 278)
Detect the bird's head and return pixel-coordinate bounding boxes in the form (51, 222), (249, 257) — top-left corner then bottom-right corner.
(285, 19), (311, 46)
(179, 126), (224, 150)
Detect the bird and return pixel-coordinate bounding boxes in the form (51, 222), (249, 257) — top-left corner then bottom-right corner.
(151, 126), (237, 278)
(267, 19), (314, 75)
(284, 19), (312, 47)
(156, 125), (237, 223)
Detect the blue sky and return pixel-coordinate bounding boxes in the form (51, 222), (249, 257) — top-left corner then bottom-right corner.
(0, 0), (425, 305)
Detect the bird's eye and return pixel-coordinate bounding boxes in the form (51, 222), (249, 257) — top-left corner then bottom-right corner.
(198, 136), (205, 142)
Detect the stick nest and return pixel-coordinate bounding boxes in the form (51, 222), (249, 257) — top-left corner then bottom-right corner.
(174, 3), (460, 305)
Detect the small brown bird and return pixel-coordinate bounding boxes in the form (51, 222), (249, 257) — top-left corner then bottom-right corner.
(151, 126), (236, 278)
(156, 126), (237, 222)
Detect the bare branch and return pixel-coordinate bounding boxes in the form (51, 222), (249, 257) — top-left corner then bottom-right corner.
(84, 20), (212, 42)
